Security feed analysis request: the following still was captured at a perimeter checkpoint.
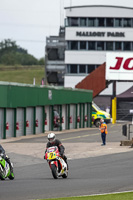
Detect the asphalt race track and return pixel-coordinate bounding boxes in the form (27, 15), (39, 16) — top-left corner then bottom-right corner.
(1, 123), (133, 200)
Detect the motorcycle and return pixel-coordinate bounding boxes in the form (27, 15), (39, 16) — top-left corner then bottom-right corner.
(45, 146), (68, 179)
(0, 154), (15, 180)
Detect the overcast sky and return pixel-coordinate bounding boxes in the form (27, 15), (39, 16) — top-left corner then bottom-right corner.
(0, 0), (133, 59)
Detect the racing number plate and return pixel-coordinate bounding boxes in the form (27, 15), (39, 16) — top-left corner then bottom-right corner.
(48, 152), (56, 160)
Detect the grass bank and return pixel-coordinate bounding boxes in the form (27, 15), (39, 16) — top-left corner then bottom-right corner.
(0, 65), (44, 85)
(39, 192), (133, 200)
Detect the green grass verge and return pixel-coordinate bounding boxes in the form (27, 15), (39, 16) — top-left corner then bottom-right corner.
(39, 192), (133, 200)
(0, 65), (44, 85)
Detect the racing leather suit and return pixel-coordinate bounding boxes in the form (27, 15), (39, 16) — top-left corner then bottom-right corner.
(0, 145), (13, 172)
(45, 139), (68, 167)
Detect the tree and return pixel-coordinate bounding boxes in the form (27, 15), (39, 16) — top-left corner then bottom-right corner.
(0, 39), (39, 65)
(38, 58), (45, 65)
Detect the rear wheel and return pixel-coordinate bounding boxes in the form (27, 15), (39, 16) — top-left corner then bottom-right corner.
(51, 164), (58, 179)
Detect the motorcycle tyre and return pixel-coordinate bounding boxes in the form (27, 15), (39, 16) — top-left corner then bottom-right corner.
(0, 170), (5, 180)
(62, 171), (68, 178)
(0, 176), (5, 180)
(51, 164), (58, 179)
(8, 173), (15, 180)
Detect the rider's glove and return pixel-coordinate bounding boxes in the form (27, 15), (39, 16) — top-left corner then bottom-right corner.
(60, 153), (63, 157)
(0, 153), (4, 157)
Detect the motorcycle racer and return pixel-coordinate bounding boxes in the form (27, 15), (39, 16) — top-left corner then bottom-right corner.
(0, 144), (13, 173)
(45, 133), (68, 169)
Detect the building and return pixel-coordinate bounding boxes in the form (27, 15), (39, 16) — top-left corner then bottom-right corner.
(64, 5), (133, 94)
(117, 86), (133, 121)
(0, 82), (92, 139)
(45, 26), (66, 86)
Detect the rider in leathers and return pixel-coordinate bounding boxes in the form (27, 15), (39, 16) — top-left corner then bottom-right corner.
(45, 133), (68, 168)
(0, 144), (13, 172)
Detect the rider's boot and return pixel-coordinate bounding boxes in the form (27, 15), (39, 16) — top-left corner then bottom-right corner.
(5, 157), (13, 173)
(64, 155), (69, 170)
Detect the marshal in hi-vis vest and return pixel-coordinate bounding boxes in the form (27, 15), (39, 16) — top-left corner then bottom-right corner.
(100, 123), (108, 134)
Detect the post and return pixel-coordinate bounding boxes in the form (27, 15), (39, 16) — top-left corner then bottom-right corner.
(3, 108), (6, 139)
(60, 105), (62, 131)
(51, 105), (54, 131)
(128, 124), (131, 140)
(68, 104), (70, 130)
(24, 108), (26, 136)
(14, 108), (17, 137)
(33, 107), (36, 135)
(33, 78), (35, 85)
(42, 106), (45, 133)
(75, 104), (78, 129)
(112, 81), (117, 124)
(44, 51), (48, 85)
(79, 103), (81, 128)
(112, 97), (117, 124)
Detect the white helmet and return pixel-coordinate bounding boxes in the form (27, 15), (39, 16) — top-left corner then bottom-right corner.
(47, 133), (55, 143)
(100, 119), (104, 123)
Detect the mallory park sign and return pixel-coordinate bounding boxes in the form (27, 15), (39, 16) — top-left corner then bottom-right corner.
(76, 31), (125, 37)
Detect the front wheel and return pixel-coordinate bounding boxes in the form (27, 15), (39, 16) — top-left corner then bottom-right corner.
(0, 168), (5, 180)
(62, 171), (68, 178)
(8, 172), (15, 180)
(0, 176), (5, 180)
(95, 119), (101, 127)
(51, 164), (58, 179)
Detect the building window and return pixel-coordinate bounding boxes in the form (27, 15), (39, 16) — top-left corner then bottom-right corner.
(106, 42), (113, 50)
(87, 65), (95, 73)
(70, 65), (77, 73)
(88, 41), (95, 50)
(97, 18), (105, 27)
(70, 18), (79, 26)
(106, 18), (113, 27)
(88, 18), (96, 26)
(95, 65), (100, 69)
(80, 18), (87, 26)
(65, 18), (68, 26)
(66, 65), (70, 73)
(123, 42), (131, 50)
(67, 41), (70, 50)
(79, 65), (86, 73)
(66, 17), (133, 28)
(67, 18), (70, 26)
(114, 18), (122, 27)
(80, 41), (87, 50)
(115, 42), (122, 50)
(71, 41), (78, 50)
(123, 18), (132, 27)
(67, 41), (133, 52)
(97, 42), (104, 50)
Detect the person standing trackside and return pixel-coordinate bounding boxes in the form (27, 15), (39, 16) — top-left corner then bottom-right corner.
(99, 119), (108, 146)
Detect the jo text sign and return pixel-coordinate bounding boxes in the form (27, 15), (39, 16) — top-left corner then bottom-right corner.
(106, 52), (133, 80)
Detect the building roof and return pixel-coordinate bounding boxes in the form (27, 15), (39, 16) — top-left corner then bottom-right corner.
(65, 5), (133, 10)
(117, 85), (133, 98)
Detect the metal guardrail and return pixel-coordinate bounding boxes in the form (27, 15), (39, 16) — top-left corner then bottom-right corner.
(122, 124), (133, 140)
(117, 109), (133, 121)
